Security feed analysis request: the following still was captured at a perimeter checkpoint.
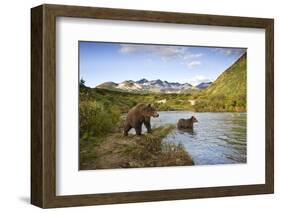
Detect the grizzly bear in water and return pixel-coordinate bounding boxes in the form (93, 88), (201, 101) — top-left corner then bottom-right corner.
(123, 103), (159, 136)
(177, 116), (198, 129)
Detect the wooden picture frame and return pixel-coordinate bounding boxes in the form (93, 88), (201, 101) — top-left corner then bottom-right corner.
(31, 4), (274, 208)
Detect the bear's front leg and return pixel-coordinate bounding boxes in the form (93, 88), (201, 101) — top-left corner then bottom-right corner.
(135, 123), (142, 135)
(123, 123), (132, 136)
(144, 121), (152, 133)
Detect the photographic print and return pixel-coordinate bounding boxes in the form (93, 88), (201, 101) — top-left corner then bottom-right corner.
(31, 5), (274, 207)
(79, 41), (247, 170)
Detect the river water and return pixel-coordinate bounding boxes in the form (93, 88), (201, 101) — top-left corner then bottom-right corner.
(149, 111), (247, 165)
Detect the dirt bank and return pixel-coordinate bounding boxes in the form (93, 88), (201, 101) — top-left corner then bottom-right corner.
(80, 125), (194, 170)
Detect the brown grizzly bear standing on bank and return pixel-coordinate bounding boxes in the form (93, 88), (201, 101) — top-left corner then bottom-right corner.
(177, 116), (198, 129)
(123, 103), (159, 136)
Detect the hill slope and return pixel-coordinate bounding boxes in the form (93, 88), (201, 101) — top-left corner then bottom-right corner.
(205, 53), (246, 98)
(195, 53), (247, 112)
(96, 81), (118, 90)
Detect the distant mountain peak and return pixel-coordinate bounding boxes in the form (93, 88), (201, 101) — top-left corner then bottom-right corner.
(196, 82), (212, 89)
(122, 80), (134, 84)
(96, 78), (204, 93)
(96, 81), (118, 89)
(136, 78), (148, 84)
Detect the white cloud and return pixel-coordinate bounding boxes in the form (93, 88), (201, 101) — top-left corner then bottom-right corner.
(183, 53), (203, 59)
(189, 75), (212, 86)
(213, 47), (246, 57)
(119, 44), (204, 69)
(119, 44), (186, 58)
(187, 60), (201, 69)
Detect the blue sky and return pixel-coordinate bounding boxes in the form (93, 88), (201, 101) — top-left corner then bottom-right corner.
(79, 41), (246, 87)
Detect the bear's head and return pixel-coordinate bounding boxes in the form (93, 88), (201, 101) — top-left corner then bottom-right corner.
(190, 116), (198, 123)
(143, 104), (159, 118)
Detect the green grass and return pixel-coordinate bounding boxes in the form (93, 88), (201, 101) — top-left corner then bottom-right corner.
(145, 124), (176, 139)
(79, 136), (103, 167)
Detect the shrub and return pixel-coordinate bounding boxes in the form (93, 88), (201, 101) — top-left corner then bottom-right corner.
(79, 101), (121, 141)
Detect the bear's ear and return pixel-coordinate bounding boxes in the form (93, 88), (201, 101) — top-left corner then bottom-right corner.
(147, 103), (151, 107)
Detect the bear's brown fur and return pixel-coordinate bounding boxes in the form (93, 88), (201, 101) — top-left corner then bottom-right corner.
(177, 116), (198, 129)
(124, 103), (159, 136)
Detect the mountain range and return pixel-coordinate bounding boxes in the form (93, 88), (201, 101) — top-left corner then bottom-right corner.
(96, 78), (211, 93)
(95, 52), (246, 96)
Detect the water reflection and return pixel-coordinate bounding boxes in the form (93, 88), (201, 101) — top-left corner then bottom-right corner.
(178, 128), (196, 136)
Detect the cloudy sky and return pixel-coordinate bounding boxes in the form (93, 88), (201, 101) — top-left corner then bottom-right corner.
(79, 41), (246, 87)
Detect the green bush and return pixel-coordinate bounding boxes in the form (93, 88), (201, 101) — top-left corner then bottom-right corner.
(79, 101), (121, 141)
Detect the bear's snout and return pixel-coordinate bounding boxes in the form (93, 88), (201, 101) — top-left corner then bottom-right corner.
(153, 113), (159, 117)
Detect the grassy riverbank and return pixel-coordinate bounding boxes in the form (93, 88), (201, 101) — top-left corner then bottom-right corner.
(79, 125), (194, 170)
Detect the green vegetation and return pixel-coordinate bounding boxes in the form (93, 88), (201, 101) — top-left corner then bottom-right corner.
(80, 86), (194, 113)
(194, 53), (247, 112)
(79, 99), (121, 141)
